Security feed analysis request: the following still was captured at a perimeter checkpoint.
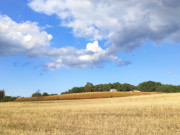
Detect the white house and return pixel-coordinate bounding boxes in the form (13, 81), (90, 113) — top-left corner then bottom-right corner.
(132, 90), (141, 92)
(110, 89), (117, 92)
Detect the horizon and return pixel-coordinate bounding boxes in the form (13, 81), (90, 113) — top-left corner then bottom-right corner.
(0, 0), (180, 97)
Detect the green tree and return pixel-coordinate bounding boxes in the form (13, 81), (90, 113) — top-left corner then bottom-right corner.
(1, 96), (16, 102)
(138, 81), (162, 92)
(164, 85), (178, 92)
(32, 90), (42, 97)
(42, 92), (48, 96)
(84, 82), (94, 92)
(0, 90), (5, 100)
(119, 83), (134, 91)
(62, 81), (180, 94)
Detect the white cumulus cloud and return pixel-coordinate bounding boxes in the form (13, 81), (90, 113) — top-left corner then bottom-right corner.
(45, 41), (129, 70)
(3, 0), (180, 70)
(29, 0), (180, 54)
(0, 14), (53, 55)
(86, 41), (103, 53)
(0, 14), (128, 70)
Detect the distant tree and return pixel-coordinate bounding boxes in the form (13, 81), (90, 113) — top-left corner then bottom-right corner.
(69, 87), (85, 93)
(163, 85), (179, 92)
(104, 83), (111, 91)
(84, 82), (94, 92)
(119, 83), (134, 91)
(32, 90), (42, 97)
(50, 93), (58, 96)
(112, 82), (121, 91)
(138, 81), (162, 92)
(156, 85), (167, 92)
(97, 87), (101, 91)
(1, 96), (16, 102)
(0, 90), (5, 100)
(42, 92), (48, 96)
(111, 82), (120, 90)
(61, 81), (180, 94)
(144, 83), (180, 93)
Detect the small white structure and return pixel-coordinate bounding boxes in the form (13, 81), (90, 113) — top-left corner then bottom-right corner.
(110, 89), (117, 92)
(132, 90), (141, 92)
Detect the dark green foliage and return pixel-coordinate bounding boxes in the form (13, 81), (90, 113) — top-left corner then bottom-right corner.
(0, 90), (5, 100)
(1, 96), (16, 102)
(119, 83), (134, 91)
(42, 92), (48, 96)
(43, 92), (58, 96)
(0, 90), (16, 102)
(156, 84), (180, 93)
(84, 82), (94, 92)
(67, 87), (85, 93)
(50, 93), (58, 96)
(32, 90), (42, 97)
(62, 81), (180, 94)
(137, 81), (162, 92)
(62, 82), (136, 94)
(32, 92), (42, 97)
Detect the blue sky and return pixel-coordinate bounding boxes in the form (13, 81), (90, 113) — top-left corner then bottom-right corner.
(0, 0), (180, 97)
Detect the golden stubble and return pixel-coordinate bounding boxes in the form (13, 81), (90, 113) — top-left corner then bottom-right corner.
(0, 93), (180, 135)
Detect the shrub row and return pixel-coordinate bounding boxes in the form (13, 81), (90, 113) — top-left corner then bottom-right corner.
(62, 81), (180, 94)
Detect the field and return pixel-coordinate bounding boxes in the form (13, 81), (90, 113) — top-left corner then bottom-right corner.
(16, 91), (160, 101)
(1, 93), (180, 135)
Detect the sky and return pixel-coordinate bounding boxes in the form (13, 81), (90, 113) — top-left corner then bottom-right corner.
(0, 0), (180, 97)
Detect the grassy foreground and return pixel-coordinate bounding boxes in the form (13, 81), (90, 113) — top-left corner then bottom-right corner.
(16, 91), (160, 101)
(1, 93), (180, 135)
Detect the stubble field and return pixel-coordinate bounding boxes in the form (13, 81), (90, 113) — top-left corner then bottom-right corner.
(0, 93), (180, 135)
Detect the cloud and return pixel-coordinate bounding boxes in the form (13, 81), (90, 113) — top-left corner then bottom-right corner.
(3, 0), (180, 70)
(28, 0), (180, 53)
(0, 14), (126, 70)
(0, 14), (52, 56)
(44, 41), (127, 70)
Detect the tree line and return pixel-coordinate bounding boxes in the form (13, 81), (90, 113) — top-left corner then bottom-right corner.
(0, 90), (16, 102)
(0, 90), (58, 102)
(1, 81), (180, 102)
(31, 90), (58, 97)
(61, 81), (180, 94)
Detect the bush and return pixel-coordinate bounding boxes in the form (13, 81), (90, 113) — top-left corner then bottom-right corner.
(119, 83), (134, 91)
(50, 93), (58, 96)
(1, 96), (16, 102)
(62, 81), (180, 94)
(138, 81), (162, 92)
(32, 90), (42, 97)
(0, 90), (5, 100)
(42, 92), (48, 96)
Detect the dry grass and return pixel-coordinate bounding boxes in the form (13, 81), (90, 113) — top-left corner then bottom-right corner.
(1, 93), (180, 135)
(16, 91), (160, 101)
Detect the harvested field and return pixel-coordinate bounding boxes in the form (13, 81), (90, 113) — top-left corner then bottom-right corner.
(1, 93), (180, 135)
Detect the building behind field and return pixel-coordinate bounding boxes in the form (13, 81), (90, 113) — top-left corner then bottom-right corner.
(110, 89), (117, 92)
(131, 90), (141, 92)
